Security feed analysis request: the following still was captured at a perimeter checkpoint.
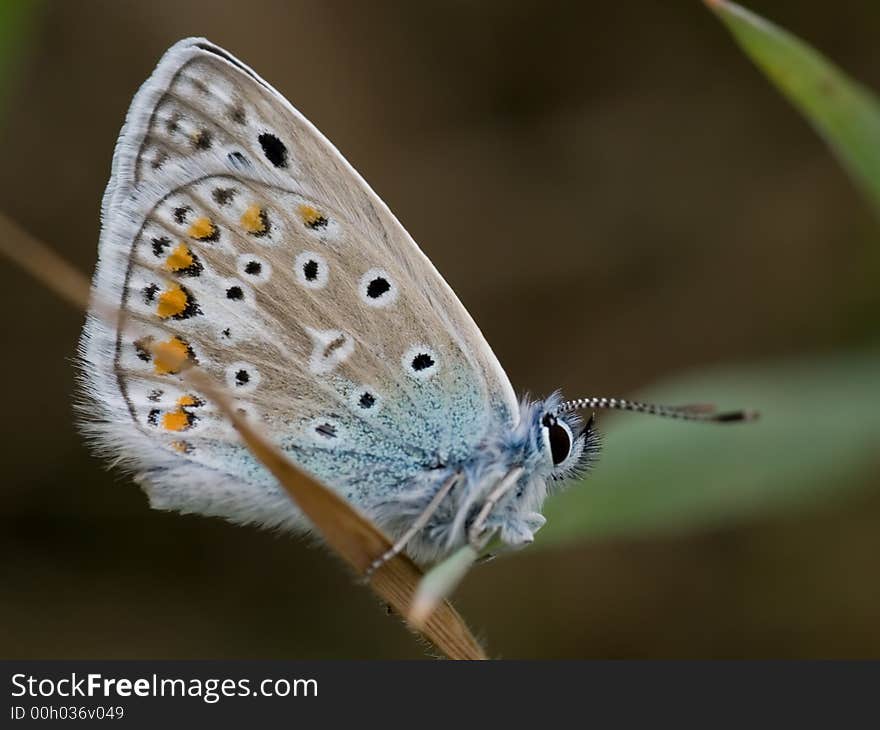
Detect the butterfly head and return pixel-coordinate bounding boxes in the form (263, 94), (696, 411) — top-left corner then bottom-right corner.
(443, 392), (600, 555)
(454, 391), (756, 557)
(537, 403), (599, 484)
(533, 392), (756, 484)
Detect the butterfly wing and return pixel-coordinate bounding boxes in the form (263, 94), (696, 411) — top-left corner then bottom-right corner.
(80, 38), (518, 533)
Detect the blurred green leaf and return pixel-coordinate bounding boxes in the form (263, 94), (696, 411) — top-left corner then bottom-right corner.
(537, 349), (880, 546)
(706, 0), (880, 213)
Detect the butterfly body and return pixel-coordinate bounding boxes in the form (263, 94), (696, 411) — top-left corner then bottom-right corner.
(79, 38), (597, 565)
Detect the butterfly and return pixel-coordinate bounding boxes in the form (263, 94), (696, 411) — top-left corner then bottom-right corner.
(79, 38), (752, 569)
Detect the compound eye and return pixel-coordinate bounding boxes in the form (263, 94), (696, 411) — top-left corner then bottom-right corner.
(542, 414), (572, 466)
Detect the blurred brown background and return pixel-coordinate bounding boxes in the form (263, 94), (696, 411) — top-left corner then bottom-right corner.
(2, 0), (880, 658)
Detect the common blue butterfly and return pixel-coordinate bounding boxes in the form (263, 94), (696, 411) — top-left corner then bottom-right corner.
(79, 38), (752, 570)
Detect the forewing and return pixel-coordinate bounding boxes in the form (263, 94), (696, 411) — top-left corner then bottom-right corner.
(80, 38), (518, 529)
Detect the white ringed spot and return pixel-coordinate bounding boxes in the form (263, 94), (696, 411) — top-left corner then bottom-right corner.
(402, 344), (440, 380)
(294, 251), (329, 289)
(223, 278), (250, 304)
(225, 361), (261, 394)
(358, 268), (398, 308)
(350, 387), (383, 413)
(236, 253), (272, 284)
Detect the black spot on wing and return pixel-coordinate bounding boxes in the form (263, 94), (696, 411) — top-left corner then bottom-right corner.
(412, 353), (435, 371)
(142, 283), (159, 304)
(212, 187), (237, 206)
(151, 236), (171, 257)
(366, 277), (391, 299)
(258, 133), (288, 168)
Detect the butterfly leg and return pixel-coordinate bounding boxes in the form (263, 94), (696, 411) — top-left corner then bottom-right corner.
(363, 473), (460, 580)
(467, 466), (525, 549)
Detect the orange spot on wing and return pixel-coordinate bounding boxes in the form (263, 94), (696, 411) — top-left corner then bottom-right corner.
(163, 395), (200, 431)
(162, 408), (191, 432)
(157, 284), (187, 318)
(241, 204), (266, 234)
(188, 217), (216, 240)
(164, 243), (194, 272)
(153, 336), (191, 375)
(297, 204), (323, 226)
(171, 440), (191, 453)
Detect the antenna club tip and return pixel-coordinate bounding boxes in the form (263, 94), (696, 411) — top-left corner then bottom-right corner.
(715, 409), (760, 423)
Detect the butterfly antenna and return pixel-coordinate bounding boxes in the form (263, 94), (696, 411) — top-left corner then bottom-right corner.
(557, 396), (758, 423)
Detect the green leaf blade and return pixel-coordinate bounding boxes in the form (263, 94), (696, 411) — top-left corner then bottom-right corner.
(707, 0), (880, 213)
(537, 349), (880, 547)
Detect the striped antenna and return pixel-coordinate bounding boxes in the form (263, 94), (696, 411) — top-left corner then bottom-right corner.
(557, 396), (758, 423)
